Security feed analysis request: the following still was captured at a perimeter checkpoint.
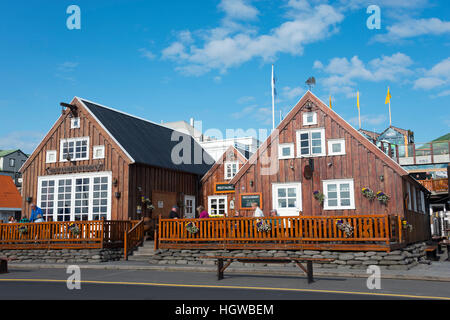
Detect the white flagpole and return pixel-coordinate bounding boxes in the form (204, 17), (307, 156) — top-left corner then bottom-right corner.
(272, 64), (275, 131)
(389, 101), (392, 126)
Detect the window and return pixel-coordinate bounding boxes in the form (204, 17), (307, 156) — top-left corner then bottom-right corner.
(420, 191), (426, 214)
(272, 183), (302, 216)
(278, 143), (294, 159)
(9, 158), (15, 167)
(323, 179), (355, 210)
(303, 112), (317, 125)
(60, 137), (89, 161)
(208, 196), (227, 216)
(93, 145), (105, 159)
(46, 150), (57, 164)
(296, 128), (325, 157)
(224, 161), (239, 180)
(37, 172), (111, 222)
(328, 139), (346, 156)
(71, 117), (80, 129)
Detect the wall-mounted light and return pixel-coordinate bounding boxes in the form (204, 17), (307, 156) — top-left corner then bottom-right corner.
(115, 192), (121, 199)
(26, 197), (32, 203)
(327, 162), (333, 167)
(380, 175), (384, 182)
(113, 178), (118, 187)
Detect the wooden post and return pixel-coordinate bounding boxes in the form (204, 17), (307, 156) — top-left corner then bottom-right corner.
(217, 258), (224, 280)
(124, 229), (128, 261)
(154, 228), (158, 250)
(398, 216), (403, 244)
(430, 142), (434, 163)
(395, 145), (399, 163)
(306, 261), (313, 284)
(412, 143), (416, 165)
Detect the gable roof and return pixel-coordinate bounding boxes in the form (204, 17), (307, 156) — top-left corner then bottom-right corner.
(201, 145), (248, 183)
(230, 91), (410, 185)
(0, 150), (20, 158)
(358, 129), (380, 141)
(79, 98), (214, 176)
(379, 126), (410, 139)
(0, 175), (22, 210)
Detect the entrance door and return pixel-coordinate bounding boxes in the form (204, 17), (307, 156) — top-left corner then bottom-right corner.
(184, 195), (196, 219)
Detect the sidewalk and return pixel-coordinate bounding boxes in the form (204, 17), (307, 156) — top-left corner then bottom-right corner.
(8, 259), (450, 282)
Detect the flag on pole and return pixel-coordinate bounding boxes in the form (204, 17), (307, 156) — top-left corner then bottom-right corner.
(329, 95), (332, 109)
(385, 87), (391, 105)
(357, 91), (360, 110)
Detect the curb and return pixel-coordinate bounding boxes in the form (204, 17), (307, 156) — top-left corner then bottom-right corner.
(7, 263), (450, 282)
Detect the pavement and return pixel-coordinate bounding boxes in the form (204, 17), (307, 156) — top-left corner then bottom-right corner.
(7, 258), (450, 282)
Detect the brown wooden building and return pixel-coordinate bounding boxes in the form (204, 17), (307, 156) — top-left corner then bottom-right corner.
(211, 91), (431, 220)
(200, 145), (249, 216)
(20, 97), (213, 223)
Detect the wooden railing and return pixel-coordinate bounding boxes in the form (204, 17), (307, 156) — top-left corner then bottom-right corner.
(158, 215), (400, 252)
(418, 178), (448, 193)
(124, 219), (145, 260)
(0, 220), (142, 250)
(402, 211), (431, 244)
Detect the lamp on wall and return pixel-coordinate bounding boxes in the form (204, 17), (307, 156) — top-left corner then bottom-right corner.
(113, 178), (118, 187)
(380, 175), (384, 182)
(115, 192), (121, 199)
(26, 197), (32, 203)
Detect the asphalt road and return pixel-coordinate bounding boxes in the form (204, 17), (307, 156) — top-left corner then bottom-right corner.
(0, 267), (449, 301)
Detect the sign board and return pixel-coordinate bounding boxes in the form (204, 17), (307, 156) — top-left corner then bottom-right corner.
(240, 193), (262, 209)
(158, 201), (164, 209)
(214, 182), (235, 194)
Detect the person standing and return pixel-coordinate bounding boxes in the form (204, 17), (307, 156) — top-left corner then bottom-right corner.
(196, 206), (209, 219)
(30, 203), (43, 222)
(169, 206), (180, 219)
(252, 202), (264, 218)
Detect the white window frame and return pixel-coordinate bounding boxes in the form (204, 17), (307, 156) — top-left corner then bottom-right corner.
(9, 158), (15, 167)
(184, 195), (196, 219)
(323, 179), (355, 210)
(37, 171), (112, 222)
(420, 191), (426, 214)
(272, 183), (302, 216)
(60, 137), (90, 162)
(93, 145), (105, 160)
(278, 143), (294, 160)
(208, 195), (227, 216)
(46, 150), (57, 164)
(302, 112), (317, 126)
(71, 117), (81, 129)
(327, 139), (346, 156)
(296, 128), (326, 157)
(224, 161), (239, 180)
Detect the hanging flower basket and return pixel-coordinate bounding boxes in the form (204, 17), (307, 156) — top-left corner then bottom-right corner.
(401, 219), (413, 232)
(313, 191), (325, 205)
(335, 219), (353, 237)
(376, 191), (390, 205)
(68, 223), (81, 236)
(256, 220), (271, 232)
(362, 187), (376, 201)
(141, 196), (155, 210)
(18, 225), (28, 235)
(186, 222), (199, 234)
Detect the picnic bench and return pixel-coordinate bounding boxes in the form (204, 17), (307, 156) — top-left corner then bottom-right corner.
(201, 255), (334, 284)
(425, 246), (438, 261)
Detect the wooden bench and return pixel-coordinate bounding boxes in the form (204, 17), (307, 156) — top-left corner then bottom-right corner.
(201, 256), (334, 284)
(425, 246), (438, 261)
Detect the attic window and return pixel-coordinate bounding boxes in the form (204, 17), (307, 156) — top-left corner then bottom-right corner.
(71, 117), (81, 129)
(303, 112), (317, 126)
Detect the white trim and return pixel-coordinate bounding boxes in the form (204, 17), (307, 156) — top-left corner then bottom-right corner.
(59, 136), (90, 162)
(323, 179), (355, 210)
(278, 143), (294, 160)
(302, 112), (317, 126)
(0, 208), (21, 211)
(76, 97), (135, 164)
(224, 161), (240, 180)
(46, 150), (57, 164)
(296, 128), (326, 157)
(272, 182), (302, 216)
(71, 117), (81, 129)
(37, 171), (112, 221)
(208, 195), (227, 216)
(327, 139), (346, 156)
(93, 145), (105, 160)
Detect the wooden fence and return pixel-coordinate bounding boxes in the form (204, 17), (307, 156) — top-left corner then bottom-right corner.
(0, 220), (142, 250)
(157, 215), (406, 252)
(124, 219), (145, 260)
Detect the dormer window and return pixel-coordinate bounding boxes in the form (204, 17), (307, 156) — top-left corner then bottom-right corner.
(224, 161), (239, 180)
(303, 112), (317, 126)
(71, 117), (80, 129)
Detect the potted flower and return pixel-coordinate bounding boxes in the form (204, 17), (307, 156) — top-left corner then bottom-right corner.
(186, 221), (199, 234)
(68, 223), (81, 236)
(313, 191), (325, 205)
(335, 219), (353, 237)
(256, 220), (271, 232)
(141, 196), (155, 211)
(18, 225), (28, 235)
(362, 187), (376, 201)
(376, 191), (390, 205)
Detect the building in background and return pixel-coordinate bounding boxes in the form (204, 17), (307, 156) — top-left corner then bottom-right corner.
(0, 149), (29, 189)
(162, 118), (260, 161)
(0, 175), (22, 222)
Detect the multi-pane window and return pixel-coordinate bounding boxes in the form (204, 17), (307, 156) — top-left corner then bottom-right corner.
(208, 196), (227, 215)
(278, 143), (294, 159)
(303, 112), (317, 125)
(46, 150), (57, 164)
(323, 179), (355, 210)
(224, 161), (239, 180)
(328, 139), (346, 156)
(93, 145), (105, 159)
(60, 137), (89, 161)
(297, 129), (325, 157)
(272, 183), (302, 216)
(38, 173), (111, 221)
(71, 118), (80, 129)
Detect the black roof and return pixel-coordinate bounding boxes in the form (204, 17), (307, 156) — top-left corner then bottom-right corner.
(82, 100), (214, 176)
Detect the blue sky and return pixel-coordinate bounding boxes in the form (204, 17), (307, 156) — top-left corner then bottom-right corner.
(0, 0), (449, 153)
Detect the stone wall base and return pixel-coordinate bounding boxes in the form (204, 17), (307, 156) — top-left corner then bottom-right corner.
(0, 248), (124, 264)
(152, 242), (428, 271)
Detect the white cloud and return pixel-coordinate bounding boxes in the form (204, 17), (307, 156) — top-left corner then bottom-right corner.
(218, 0), (259, 21)
(139, 48), (156, 60)
(282, 86), (304, 100)
(162, 2), (344, 75)
(374, 18), (450, 43)
(414, 57), (450, 90)
(0, 131), (44, 154)
(237, 96), (255, 104)
(348, 114), (387, 127)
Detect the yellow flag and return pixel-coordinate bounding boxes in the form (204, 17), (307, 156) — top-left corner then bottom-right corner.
(357, 91), (360, 110)
(329, 95), (332, 109)
(385, 87), (391, 104)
